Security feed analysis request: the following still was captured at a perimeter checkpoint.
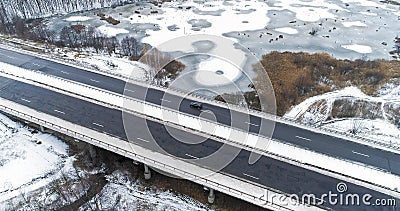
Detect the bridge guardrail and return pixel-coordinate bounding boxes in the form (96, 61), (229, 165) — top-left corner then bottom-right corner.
(4, 65), (400, 161)
(0, 101), (300, 211)
(0, 38), (399, 153)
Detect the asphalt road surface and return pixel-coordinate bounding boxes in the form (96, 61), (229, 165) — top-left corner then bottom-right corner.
(0, 76), (398, 210)
(0, 47), (399, 177)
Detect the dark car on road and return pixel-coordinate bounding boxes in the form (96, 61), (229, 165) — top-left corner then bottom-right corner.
(190, 102), (203, 110)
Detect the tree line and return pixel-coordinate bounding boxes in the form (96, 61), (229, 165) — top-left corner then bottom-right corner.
(0, 17), (147, 58)
(0, 0), (136, 24)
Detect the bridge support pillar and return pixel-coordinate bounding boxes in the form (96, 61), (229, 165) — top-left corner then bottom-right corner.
(144, 164), (151, 180)
(208, 188), (215, 204)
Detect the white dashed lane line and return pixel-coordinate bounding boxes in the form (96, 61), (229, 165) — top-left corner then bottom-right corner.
(90, 79), (100, 83)
(92, 122), (104, 128)
(20, 98), (31, 103)
(125, 89), (135, 93)
(245, 122), (259, 127)
(295, 135), (311, 141)
(352, 150), (370, 157)
(243, 173), (259, 180)
(185, 153), (199, 159)
(54, 110), (65, 115)
(161, 99), (172, 103)
(137, 137), (150, 143)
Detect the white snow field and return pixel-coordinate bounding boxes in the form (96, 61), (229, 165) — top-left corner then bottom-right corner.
(65, 52), (149, 79)
(79, 170), (210, 210)
(97, 25), (129, 37)
(0, 113), (72, 202)
(341, 44), (373, 54)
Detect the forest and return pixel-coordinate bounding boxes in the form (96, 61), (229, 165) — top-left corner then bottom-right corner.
(0, 0), (136, 24)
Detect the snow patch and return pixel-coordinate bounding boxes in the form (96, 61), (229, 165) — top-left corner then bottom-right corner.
(64, 16), (92, 22)
(0, 113), (70, 202)
(342, 21), (367, 27)
(97, 25), (129, 37)
(341, 44), (372, 54)
(274, 27), (298, 35)
(195, 57), (242, 86)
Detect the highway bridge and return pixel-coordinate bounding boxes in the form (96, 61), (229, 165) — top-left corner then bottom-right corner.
(0, 45), (399, 210)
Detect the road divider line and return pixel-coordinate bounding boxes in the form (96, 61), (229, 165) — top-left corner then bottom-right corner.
(20, 98), (31, 103)
(161, 99), (172, 103)
(352, 150), (370, 157)
(243, 173), (259, 180)
(90, 79), (100, 83)
(185, 153), (199, 159)
(125, 89), (135, 93)
(137, 137), (149, 143)
(245, 122), (260, 127)
(54, 109), (65, 115)
(60, 71), (70, 75)
(295, 135), (311, 141)
(92, 122), (104, 128)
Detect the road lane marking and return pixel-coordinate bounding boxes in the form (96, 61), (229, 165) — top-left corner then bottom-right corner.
(90, 79), (100, 83)
(60, 71), (70, 75)
(185, 153), (199, 159)
(92, 122), (104, 128)
(295, 136), (311, 141)
(32, 63), (40, 67)
(352, 150), (370, 157)
(243, 173), (259, 180)
(54, 110), (65, 115)
(161, 99), (171, 103)
(245, 122), (259, 127)
(20, 98), (31, 103)
(137, 137), (149, 143)
(125, 89), (135, 93)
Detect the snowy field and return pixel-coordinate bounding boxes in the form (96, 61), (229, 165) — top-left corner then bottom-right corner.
(80, 171), (210, 210)
(0, 113), (72, 206)
(59, 50), (149, 79)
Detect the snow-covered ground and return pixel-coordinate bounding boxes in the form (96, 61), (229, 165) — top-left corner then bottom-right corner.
(79, 171), (210, 210)
(285, 83), (400, 145)
(0, 113), (72, 204)
(58, 50), (148, 80)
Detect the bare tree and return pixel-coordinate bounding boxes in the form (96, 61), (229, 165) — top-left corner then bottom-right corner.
(121, 36), (142, 58)
(350, 119), (364, 135)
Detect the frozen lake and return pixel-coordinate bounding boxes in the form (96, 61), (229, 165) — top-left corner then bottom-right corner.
(47, 0), (400, 94)
(49, 0), (400, 60)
